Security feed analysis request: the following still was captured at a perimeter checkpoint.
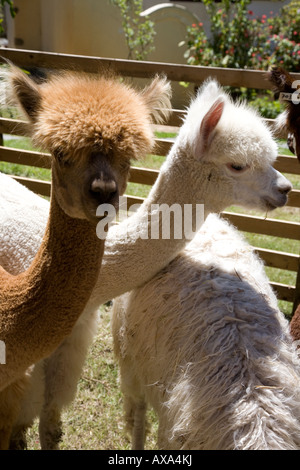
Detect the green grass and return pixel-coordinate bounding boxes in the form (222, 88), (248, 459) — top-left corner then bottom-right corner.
(0, 138), (51, 181)
(25, 304), (158, 450)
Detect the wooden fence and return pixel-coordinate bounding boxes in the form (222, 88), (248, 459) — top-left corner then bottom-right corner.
(0, 48), (299, 313)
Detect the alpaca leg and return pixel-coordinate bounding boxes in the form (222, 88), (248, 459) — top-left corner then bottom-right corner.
(0, 375), (29, 450)
(39, 309), (99, 450)
(112, 299), (148, 449)
(9, 426), (28, 450)
(132, 400), (147, 450)
(0, 428), (11, 450)
(10, 361), (45, 449)
(124, 395), (147, 450)
(39, 405), (62, 450)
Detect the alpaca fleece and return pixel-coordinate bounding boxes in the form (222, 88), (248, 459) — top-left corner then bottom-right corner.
(112, 214), (300, 450)
(11, 73), (164, 161)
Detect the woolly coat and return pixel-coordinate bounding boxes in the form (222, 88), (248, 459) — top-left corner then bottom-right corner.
(112, 214), (300, 450)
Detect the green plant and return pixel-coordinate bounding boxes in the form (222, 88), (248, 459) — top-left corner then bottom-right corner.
(260, 5), (300, 72)
(0, 0), (15, 34)
(265, 1), (300, 42)
(248, 92), (284, 119)
(182, 0), (300, 72)
(110, 0), (155, 60)
(0, 0), (15, 18)
(182, 0), (263, 69)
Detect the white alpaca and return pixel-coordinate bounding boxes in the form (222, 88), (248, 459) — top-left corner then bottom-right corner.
(0, 79), (291, 449)
(112, 214), (300, 450)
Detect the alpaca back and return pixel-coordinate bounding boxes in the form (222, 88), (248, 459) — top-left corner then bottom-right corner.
(0, 173), (48, 275)
(112, 214), (300, 450)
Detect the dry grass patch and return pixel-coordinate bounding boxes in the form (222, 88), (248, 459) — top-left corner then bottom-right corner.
(25, 304), (158, 450)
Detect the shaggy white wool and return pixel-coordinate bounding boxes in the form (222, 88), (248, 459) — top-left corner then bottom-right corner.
(112, 214), (300, 450)
(180, 79), (278, 168)
(0, 174), (48, 275)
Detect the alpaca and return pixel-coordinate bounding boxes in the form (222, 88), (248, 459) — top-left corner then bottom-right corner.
(267, 66), (300, 343)
(291, 308), (300, 345)
(112, 213), (300, 450)
(267, 66), (300, 161)
(0, 66), (171, 449)
(0, 79), (292, 449)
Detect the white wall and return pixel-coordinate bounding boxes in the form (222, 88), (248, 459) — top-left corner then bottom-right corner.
(6, 0), (128, 57)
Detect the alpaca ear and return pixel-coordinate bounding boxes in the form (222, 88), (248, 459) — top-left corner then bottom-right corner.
(8, 66), (41, 121)
(196, 97), (225, 156)
(267, 66), (293, 93)
(141, 75), (172, 124)
(197, 79), (221, 102)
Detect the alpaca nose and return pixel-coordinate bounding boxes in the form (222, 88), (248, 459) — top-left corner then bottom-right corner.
(89, 176), (118, 204)
(274, 170), (292, 196)
(277, 182), (292, 195)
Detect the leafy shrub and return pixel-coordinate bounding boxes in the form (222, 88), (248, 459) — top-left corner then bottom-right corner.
(248, 93), (283, 119)
(110, 0), (155, 60)
(182, 0), (300, 72)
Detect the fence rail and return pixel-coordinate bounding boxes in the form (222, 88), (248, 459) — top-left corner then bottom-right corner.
(0, 48), (300, 90)
(0, 49), (299, 312)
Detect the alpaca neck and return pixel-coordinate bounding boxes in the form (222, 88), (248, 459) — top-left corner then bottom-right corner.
(144, 143), (218, 211)
(89, 142), (219, 306)
(0, 192), (104, 390)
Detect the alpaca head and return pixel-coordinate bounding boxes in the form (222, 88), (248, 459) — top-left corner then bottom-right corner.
(179, 79), (292, 212)
(267, 66), (300, 161)
(6, 66), (171, 222)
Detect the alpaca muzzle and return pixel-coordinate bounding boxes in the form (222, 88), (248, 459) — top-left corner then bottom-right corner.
(89, 174), (119, 206)
(266, 171), (292, 209)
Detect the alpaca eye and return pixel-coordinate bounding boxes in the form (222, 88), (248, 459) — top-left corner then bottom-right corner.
(53, 147), (71, 167)
(120, 159), (130, 171)
(231, 164), (244, 171)
(227, 163), (248, 173)
(53, 147), (64, 163)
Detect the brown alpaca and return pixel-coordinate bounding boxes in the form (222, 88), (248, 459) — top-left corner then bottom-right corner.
(267, 66), (300, 341)
(267, 66), (300, 161)
(0, 66), (171, 448)
(291, 307), (300, 344)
